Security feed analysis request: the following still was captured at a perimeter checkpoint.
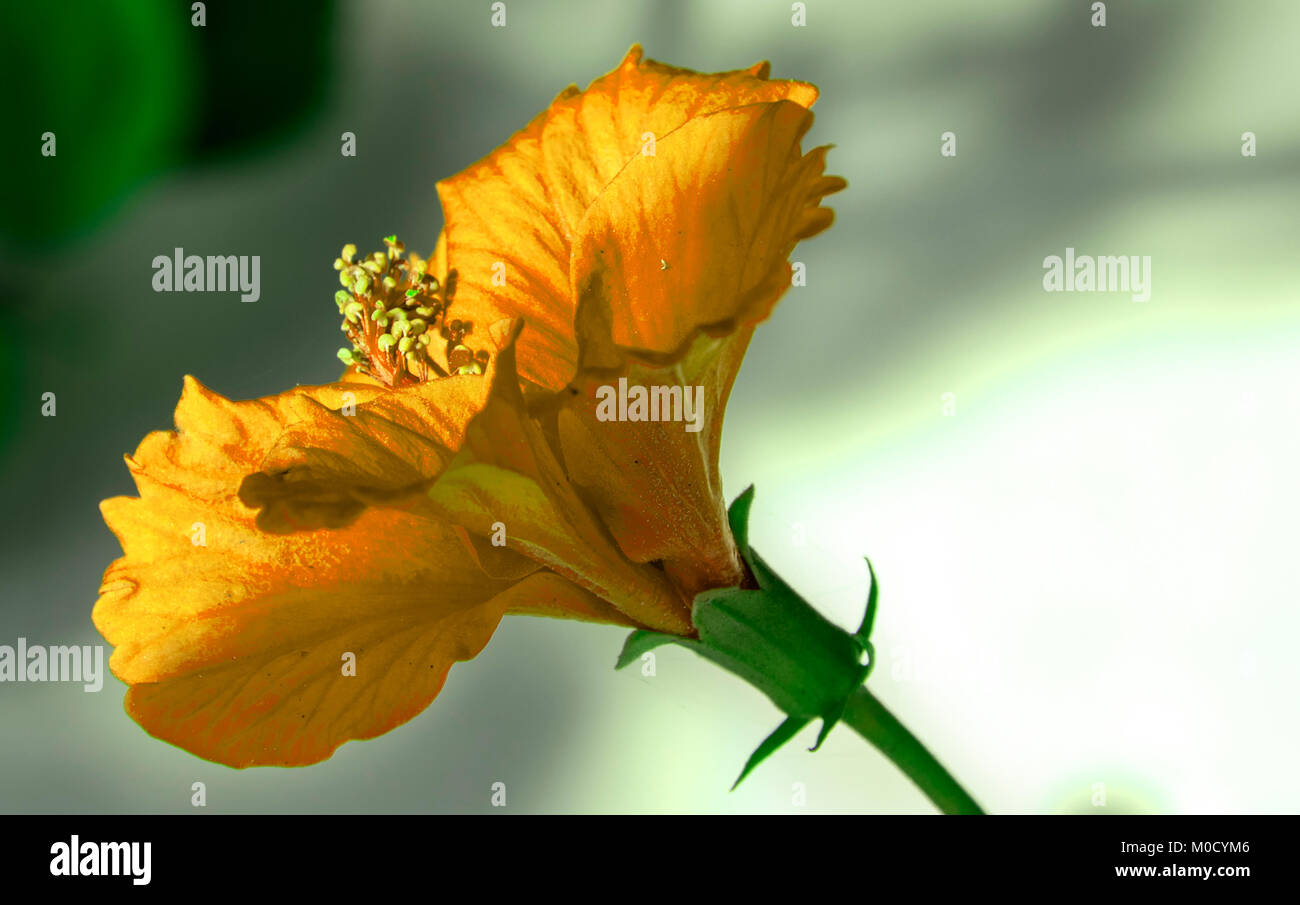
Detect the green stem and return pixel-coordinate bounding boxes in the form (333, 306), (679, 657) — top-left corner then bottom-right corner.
(842, 686), (984, 815)
(619, 487), (988, 813)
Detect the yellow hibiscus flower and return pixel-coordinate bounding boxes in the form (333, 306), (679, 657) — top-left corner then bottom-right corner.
(94, 45), (846, 768)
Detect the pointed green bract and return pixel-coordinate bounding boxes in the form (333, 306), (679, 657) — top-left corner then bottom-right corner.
(732, 715), (809, 790)
(856, 557), (880, 678)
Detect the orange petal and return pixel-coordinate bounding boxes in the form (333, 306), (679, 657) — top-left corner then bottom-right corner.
(94, 377), (596, 766)
(239, 369), (495, 533)
(435, 103), (578, 393)
(541, 45), (821, 239)
(499, 570), (640, 627)
(571, 100), (846, 371)
(236, 321), (666, 631)
(435, 45), (823, 392)
(557, 329), (754, 598)
(118, 572), (576, 768)
(426, 322), (694, 634)
(548, 101), (843, 594)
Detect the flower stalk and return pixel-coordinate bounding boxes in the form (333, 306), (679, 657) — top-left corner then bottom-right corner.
(842, 686), (984, 815)
(618, 486), (984, 814)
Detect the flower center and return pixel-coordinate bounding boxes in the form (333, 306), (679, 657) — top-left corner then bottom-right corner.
(334, 236), (489, 387)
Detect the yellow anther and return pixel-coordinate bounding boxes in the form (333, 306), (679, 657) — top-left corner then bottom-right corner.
(330, 236), (484, 388)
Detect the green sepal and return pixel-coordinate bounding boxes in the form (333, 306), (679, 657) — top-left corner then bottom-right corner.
(615, 485), (880, 787)
(856, 556), (879, 679)
(732, 715), (810, 790)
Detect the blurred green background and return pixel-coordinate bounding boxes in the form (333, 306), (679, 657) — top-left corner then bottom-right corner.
(1, 0), (1297, 813)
